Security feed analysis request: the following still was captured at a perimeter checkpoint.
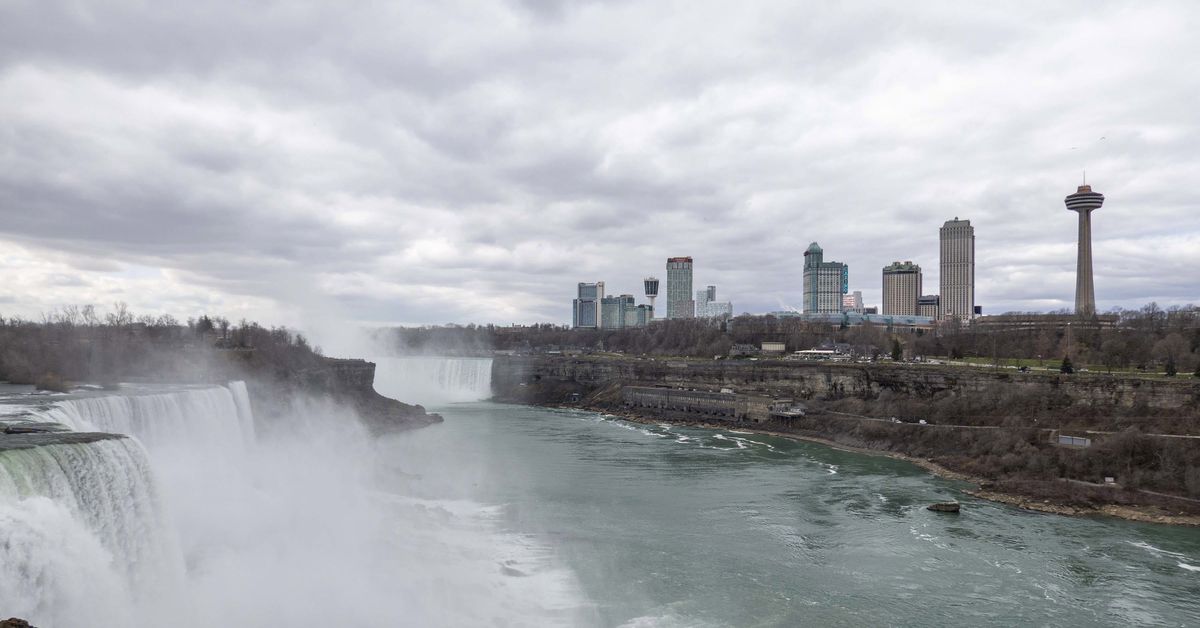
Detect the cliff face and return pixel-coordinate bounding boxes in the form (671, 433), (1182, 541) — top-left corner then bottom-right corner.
(252, 357), (442, 433)
(493, 355), (1200, 412)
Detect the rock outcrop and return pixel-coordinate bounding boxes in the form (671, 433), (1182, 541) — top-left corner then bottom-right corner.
(492, 355), (1200, 410)
(257, 357), (442, 433)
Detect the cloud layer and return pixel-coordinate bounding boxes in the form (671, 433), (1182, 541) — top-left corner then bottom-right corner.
(1, 0), (1197, 328)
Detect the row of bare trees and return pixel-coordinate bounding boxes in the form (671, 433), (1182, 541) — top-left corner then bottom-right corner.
(380, 304), (1200, 371)
(910, 303), (1200, 374)
(0, 304), (324, 388)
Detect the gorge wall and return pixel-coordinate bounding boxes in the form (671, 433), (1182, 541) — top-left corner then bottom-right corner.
(492, 355), (1200, 416)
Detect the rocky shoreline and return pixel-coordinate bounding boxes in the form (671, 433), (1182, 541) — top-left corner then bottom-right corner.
(549, 402), (1200, 528)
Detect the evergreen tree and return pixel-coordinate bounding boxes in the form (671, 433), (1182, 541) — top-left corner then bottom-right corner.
(1165, 355), (1177, 377)
(1060, 356), (1074, 374)
(891, 339), (903, 362)
(1194, 362), (1200, 378)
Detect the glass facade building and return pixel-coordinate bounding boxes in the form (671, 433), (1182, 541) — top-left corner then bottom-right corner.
(572, 281), (604, 328)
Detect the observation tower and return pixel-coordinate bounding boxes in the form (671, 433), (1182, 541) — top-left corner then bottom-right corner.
(1064, 183), (1104, 317)
(643, 277), (660, 318)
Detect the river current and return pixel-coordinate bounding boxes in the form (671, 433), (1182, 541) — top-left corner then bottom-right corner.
(375, 358), (1200, 627)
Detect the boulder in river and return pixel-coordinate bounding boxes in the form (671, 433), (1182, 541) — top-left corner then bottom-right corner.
(927, 501), (961, 513)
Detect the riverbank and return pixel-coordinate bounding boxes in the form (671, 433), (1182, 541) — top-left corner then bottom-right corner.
(549, 402), (1200, 527)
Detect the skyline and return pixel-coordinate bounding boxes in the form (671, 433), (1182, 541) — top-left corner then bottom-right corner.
(1, 2), (1199, 331)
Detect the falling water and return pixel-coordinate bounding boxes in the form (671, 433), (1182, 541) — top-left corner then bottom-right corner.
(373, 356), (493, 406)
(32, 385), (256, 452)
(0, 438), (184, 626)
(0, 377), (590, 627)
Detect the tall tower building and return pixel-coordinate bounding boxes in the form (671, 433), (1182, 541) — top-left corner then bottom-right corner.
(643, 277), (660, 319)
(1065, 184), (1104, 317)
(882, 261), (922, 316)
(665, 257), (694, 319)
(939, 218), (975, 322)
(572, 281), (604, 328)
(802, 242), (848, 313)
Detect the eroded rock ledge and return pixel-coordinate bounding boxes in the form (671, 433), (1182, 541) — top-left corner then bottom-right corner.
(256, 357), (442, 433)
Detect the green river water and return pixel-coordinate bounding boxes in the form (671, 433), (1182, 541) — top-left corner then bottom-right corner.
(383, 400), (1200, 627)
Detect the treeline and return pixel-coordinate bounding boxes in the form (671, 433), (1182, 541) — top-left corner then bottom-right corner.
(0, 304), (326, 389)
(383, 303), (1200, 374)
(911, 303), (1200, 374)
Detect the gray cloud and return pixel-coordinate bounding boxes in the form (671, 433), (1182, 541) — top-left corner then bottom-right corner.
(0, 0), (1197, 329)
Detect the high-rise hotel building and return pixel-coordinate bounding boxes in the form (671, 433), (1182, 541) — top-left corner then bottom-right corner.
(802, 242), (848, 313)
(665, 257), (695, 319)
(572, 282), (604, 328)
(882, 261), (922, 316)
(939, 218), (975, 321)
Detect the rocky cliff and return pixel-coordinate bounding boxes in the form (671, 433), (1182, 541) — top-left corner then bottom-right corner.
(493, 355), (1200, 414)
(251, 357), (442, 433)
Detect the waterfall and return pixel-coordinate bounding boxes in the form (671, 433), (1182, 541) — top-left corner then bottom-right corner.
(1, 377), (589, 627)
(0, 438), (185, 626)
(33, 385), (256, 454)
(373, 356), (493, 406)
(1, 382), (255, 627)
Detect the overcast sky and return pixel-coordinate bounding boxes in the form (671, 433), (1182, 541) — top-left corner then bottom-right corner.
(1, 1), (1197, 333)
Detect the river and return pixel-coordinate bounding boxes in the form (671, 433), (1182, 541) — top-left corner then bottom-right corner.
(375, 357), (1200, 627)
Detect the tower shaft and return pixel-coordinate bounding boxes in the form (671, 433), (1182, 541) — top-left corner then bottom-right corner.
(1075, 209), (1095, 317)
(1064, 184), (1103, 318)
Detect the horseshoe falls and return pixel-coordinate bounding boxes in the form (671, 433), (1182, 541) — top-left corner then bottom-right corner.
(372, 356), (493, 406)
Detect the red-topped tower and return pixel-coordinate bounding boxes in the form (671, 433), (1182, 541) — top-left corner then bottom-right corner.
(1064, 183), (1104, 317)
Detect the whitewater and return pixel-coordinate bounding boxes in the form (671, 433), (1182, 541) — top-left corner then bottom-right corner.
(0, 360), (591, 627)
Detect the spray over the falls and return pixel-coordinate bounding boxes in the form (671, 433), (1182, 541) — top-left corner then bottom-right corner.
(372, 356), (493, 406)
(0, 360), (588, 628)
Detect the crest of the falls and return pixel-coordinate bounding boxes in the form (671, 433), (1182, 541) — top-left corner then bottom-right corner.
(373, 356), (493, 406)
(32, 384), (256, 453)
